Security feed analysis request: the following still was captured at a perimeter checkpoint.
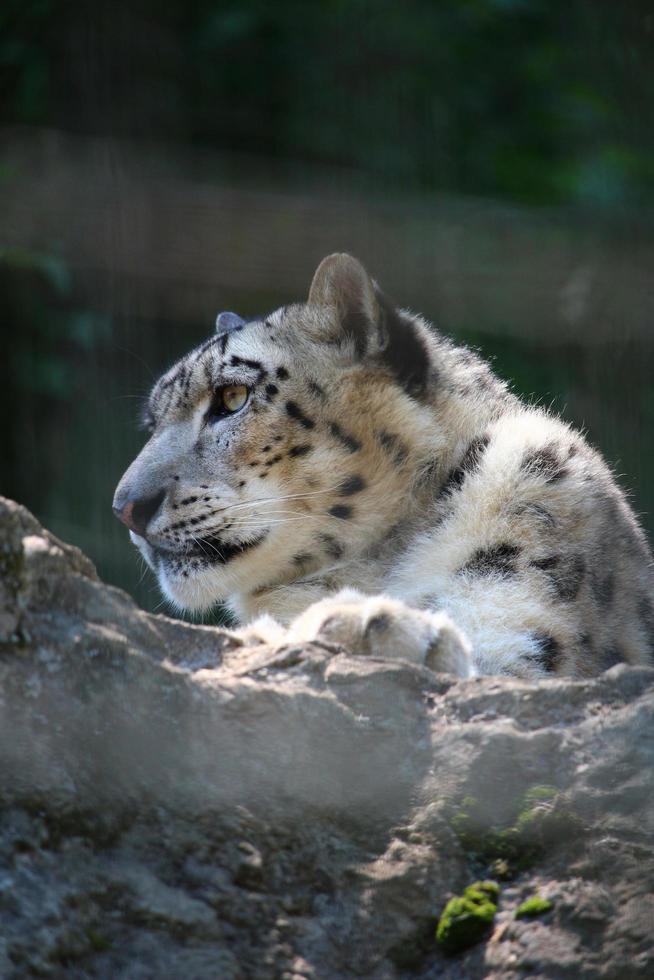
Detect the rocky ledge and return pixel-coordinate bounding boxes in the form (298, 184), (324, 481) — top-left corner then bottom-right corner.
(0, 496), (652, 979)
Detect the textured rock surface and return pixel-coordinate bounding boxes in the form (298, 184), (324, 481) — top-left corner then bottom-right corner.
(0, 495), (653, 979)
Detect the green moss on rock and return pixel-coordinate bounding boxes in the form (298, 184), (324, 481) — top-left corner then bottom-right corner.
(515, 895), (552, 919)
(449, 784), (581, 877)
(435, 880), (499, 954)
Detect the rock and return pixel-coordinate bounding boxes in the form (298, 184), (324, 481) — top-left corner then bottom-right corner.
(0, 494), (653, 979)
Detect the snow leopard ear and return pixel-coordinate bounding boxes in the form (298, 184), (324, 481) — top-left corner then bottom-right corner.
(308, 253), (430, 397)
(307, 253), (384, 357)
(215, 311), (245, 334)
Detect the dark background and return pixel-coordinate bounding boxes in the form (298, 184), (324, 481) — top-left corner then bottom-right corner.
(2, 0), (653, 615)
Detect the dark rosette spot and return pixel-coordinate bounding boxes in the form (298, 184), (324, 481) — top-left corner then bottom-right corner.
(440, 435), (490, 496)
(461, 542), (520, 577)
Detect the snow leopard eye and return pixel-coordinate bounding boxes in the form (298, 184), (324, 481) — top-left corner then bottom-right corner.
(206, 384), (250, 421)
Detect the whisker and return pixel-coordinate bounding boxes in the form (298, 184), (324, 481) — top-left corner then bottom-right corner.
(169, 518), (353, 559)
(226, 509), (325, 520)
(172, 513), (327, 539)
(112, 344), (158, 382)
(135, 556), (150, 587)
(163, 509), (329, 537)
(220, 519), (314, 530)
(189, 533), (226, 561)
(209, 484), (343, 516)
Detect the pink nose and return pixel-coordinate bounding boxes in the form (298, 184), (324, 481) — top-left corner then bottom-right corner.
(112, 489), (165, 537)
(114, 500), (136, 530)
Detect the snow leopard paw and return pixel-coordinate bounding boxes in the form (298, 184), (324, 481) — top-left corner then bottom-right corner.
(285, 588), (474, 677)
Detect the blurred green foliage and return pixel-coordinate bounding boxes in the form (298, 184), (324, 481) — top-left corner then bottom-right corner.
(2, 1), (653, 613)
(3, 0), (654, 206)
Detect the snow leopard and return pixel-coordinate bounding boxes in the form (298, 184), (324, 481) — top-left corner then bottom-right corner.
(113, 253), (654, 678)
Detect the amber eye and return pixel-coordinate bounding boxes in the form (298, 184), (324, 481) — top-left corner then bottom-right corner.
(206, 384), (250, 422)
(222, 384), (249, 412)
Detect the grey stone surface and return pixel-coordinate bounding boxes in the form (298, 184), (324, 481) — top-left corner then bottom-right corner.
(0, 495), (653, 979)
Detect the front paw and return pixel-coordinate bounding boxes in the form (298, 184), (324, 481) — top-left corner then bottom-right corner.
(286, 589), (474, 677)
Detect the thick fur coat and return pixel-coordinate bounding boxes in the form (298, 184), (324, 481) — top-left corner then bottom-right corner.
(114, 254), (654, 678)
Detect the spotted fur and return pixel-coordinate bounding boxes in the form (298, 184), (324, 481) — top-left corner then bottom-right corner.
(114, 253), (654, 679)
